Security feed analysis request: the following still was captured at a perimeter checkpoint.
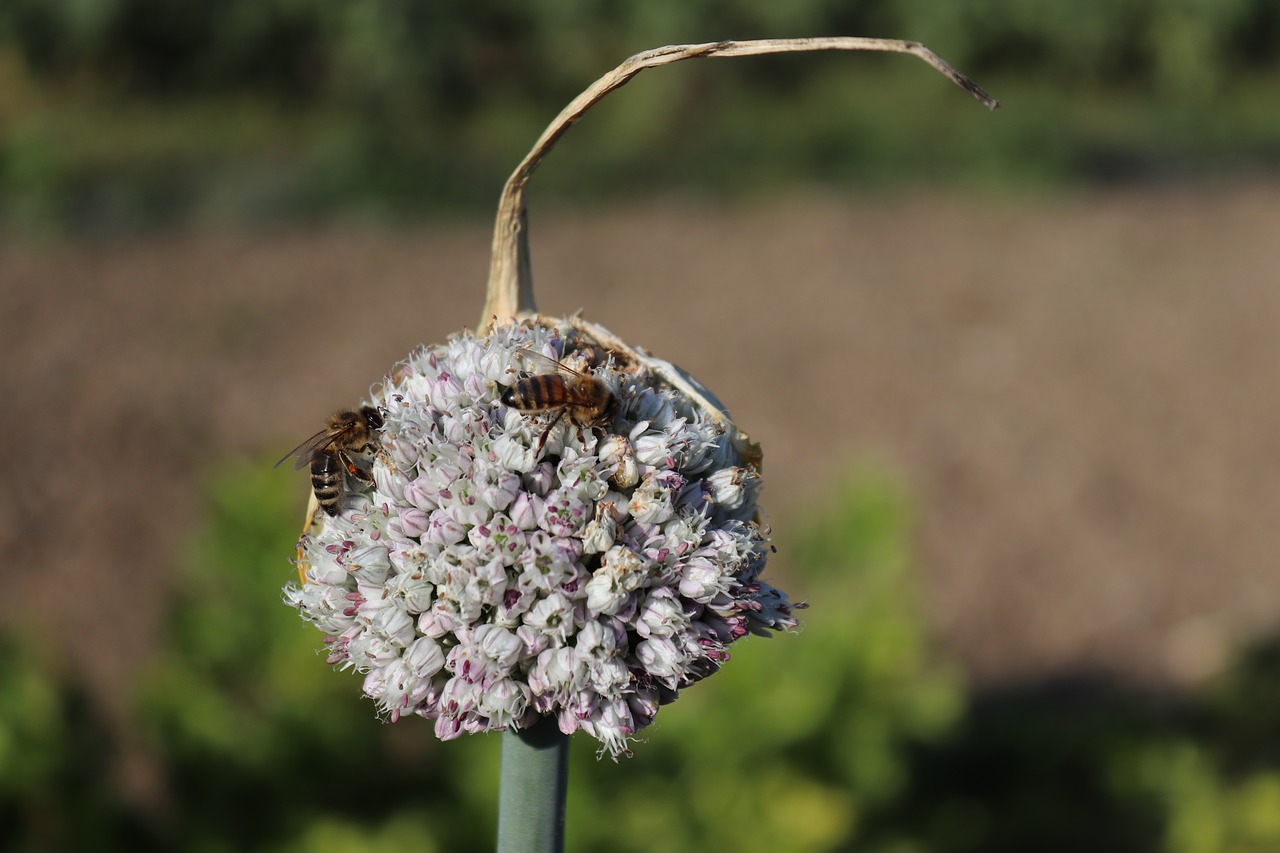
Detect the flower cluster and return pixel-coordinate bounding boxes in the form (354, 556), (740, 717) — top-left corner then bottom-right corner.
(284, 319), (799, 756)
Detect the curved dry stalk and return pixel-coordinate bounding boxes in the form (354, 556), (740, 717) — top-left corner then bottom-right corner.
(479, 36), (998, 328)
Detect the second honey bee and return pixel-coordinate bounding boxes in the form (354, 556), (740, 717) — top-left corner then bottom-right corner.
(502, 349), (616, 455)
(274, 405), (384, 516)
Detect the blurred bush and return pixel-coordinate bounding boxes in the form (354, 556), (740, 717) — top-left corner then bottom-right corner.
(3, 462), (1280, 850)
(0, 637), (150, 851)
(1, 1), (1278, 232)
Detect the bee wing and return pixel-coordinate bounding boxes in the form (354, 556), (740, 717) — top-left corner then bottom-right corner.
(274, 426), (341, 471)
(512, 346), (591, 379)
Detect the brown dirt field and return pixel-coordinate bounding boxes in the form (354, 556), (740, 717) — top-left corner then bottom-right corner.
(3, 182), (1279, 713)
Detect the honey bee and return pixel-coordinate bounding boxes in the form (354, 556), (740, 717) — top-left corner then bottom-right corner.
(502, 348), (617, 455)
(274, 405), (384, 516)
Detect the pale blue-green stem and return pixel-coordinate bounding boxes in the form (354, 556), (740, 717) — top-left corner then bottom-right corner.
(496, 715), (569, 853)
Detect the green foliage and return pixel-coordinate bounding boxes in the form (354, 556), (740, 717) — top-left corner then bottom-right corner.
(0, 639), (148, 851)
(1, 1), (1278, 231)
(3, 461), (1280, 849)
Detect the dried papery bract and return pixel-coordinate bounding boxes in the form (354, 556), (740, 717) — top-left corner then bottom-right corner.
(281, 34), (995, 853)
(480, 37), (998, 328)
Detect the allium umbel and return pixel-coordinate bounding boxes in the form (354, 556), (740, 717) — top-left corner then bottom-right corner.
(284, 317), (800, 757)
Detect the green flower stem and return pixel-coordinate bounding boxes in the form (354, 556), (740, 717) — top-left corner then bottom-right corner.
(496, 715), (569, 853)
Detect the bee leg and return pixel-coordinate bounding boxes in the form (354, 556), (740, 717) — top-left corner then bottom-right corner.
(339, 450), (375, 484)
(296, 492), (322, 585)
(534, 410), (566, 457)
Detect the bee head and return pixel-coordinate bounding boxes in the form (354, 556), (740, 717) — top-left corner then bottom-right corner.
(361, 405), (385, 430)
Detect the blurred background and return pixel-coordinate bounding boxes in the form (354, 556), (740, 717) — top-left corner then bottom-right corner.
(4, 2), (1280, 851)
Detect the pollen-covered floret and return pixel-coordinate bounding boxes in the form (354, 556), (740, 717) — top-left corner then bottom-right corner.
(284, 319), (800, 757)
